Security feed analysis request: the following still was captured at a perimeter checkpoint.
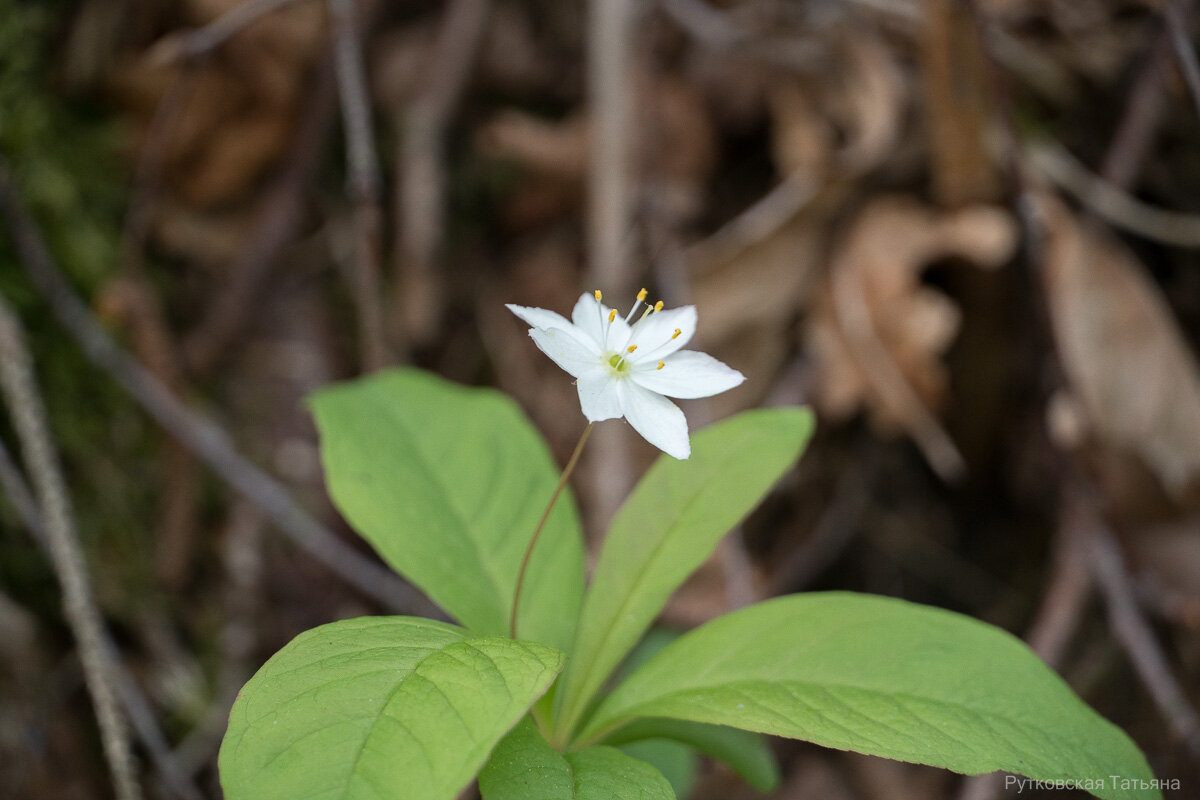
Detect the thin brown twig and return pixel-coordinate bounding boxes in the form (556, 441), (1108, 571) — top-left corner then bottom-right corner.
(0, 295), (142, 800)
(0, 438), (203, 800)
(0, 157), (418, 612)
(1164, 0), (1200, 119)
(830, 257), (966, 482)
(150, 0), (315, 63)
(329, 0), (390, 371)
(1089, 510), (1200, 756)
(683, 173), (817, 276)
(1029, 139), (1200, 248)
(583, 0), (640, 536)
(395, 0), (492, 344)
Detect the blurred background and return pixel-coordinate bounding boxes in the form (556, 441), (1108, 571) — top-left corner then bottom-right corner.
(2, 0), (1200, 797)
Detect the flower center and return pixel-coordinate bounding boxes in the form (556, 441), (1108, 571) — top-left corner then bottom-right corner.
(607, 353), (631, 374)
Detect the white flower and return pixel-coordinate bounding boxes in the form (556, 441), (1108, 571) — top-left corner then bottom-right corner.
(507, 290), (745, 459)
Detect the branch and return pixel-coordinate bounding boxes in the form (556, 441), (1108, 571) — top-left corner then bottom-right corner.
(329, 0), (391, 370)
(1029, 139), (1200, 248)
(0, 158), (419, 612)
(395, 0), (491, 343)
(150, 0), (315, 63)
(1164, 0), (1200, 119)
(1089, 511), (1200, 756)
(0, 438), (203, 800)
(0, 296), (142, 800)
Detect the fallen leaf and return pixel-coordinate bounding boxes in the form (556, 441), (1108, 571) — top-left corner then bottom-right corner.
(807, 197), (1017, 477)
(1039, 194), (1200, 495)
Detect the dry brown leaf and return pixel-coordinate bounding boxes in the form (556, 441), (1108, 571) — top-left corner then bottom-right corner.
(108, 0), (325, 208)
(691, 215), (824, 344)
(807, 197), (1016, 477)
(1039, 195), (1200, 495)
(768, 33), (905, 181)
(476, 109), (590, 181)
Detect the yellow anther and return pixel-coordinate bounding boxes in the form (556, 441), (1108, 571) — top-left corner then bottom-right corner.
(594, 289), (603, 301)
(627, 345), (638, 353)
(637, 287), (648, 301)
(608, 309), (617, 322)
(656, 361), (665, 370)
(654, 300), (664, 312)
(671, 328), (681, 339)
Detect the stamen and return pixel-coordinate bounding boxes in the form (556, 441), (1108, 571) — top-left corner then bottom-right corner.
(656, 361), (665, 370)
(608, 309), (617, 322)
(654, 300), (664, 312)
(637, 288), (648, 301)
(626, 345), (638, 353)
(671, 328), (681, 339)
(594, 289), (603, 301)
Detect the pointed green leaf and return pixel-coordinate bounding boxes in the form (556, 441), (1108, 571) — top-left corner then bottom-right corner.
(309, 368), (585, 650)
(556, 408), (814, 735)
(480, 718), (675, 800)
(615, 739), (696, 798)
(604, 719), (779, 792)
(583, 593), (1161, 800)
(604, 630), (778, 792)
(219, 617), (564, 800)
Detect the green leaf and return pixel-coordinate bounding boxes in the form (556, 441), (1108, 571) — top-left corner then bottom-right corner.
(604, 719), (778, 792)
(556, 407), (814, 737)
(480, 718), (675, 800)
(605, 629), (779, 792)
(582, 593), (1162, 800)
(616, 739), (696, 798)
(219, 617), (564, 800)
(309, 368), (585, 650)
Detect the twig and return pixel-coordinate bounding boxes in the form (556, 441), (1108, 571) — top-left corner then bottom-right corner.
(182, 64), (336, 374)
(0, 441), (203, 800)
(830, 255), (966, 482)
(0, 296), (142, 800)
(1089, 510), (1200, 756)
(1099, 26), (1173, 188)
(587, 0), (637, 292)
(0, 158), (418, 612)
(150, 0), (315, 63)
(329, 0), (390, 371)
(395, 0), (491, 345)
(1028, 139), (1200, 248)
(583, 0), (641, 536)
(1164, 0), (1200, 119)
(0, 435), (42, 536)
(683, 173), (816, 275)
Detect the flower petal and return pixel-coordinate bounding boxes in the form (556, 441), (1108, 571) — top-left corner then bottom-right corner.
(529, 327), (603, 378)
(631, 350), (746, 399)
(506, 303), (573, 332)
(617, 380), (691, 459)
(571, 293), (631, 350)
(576, 369), (622, 422)
(625, 305), (697, 360)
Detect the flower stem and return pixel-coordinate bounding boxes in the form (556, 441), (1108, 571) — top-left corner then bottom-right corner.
(510, 422), (593, 639)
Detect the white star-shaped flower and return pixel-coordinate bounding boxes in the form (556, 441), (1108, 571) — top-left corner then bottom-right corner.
(507, 289), (745, 459)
